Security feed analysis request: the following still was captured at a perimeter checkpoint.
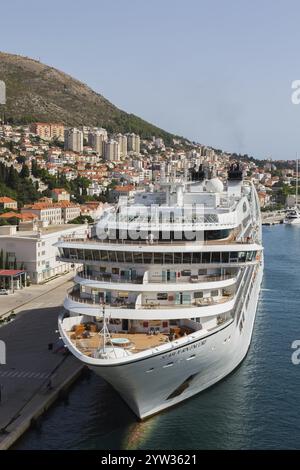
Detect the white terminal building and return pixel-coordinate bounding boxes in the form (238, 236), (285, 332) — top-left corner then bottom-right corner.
(0, 224), (88, 284)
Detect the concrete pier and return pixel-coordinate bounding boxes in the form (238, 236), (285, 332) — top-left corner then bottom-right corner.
(0, 275), (84, 450)
(261, 212), (285, 225)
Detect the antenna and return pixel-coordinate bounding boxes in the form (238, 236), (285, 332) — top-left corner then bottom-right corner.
(98, 303), (116, 358)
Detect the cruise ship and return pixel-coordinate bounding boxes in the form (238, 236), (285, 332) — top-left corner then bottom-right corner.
(56, 163), (263, 419)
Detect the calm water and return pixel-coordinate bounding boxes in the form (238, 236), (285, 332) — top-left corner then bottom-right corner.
(15, 226), (300, 450)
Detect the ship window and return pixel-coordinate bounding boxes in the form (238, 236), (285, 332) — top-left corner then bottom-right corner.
(229, 252), (239, 262)
(143, 252), (153, 264)
(181, 270), (191, 276)
(194, 291), (203, 299)
(238, 252), (246, 262)
(69, 248), (77, 257)
(211, 252), (221, 263)
(100, 251), (108, 261)
(174, 253), (182, 264)
(85, 250), (93, 261)
(62, 248), (70, 258)
(157, 293), (168, 300)
(154, 253), (163, 264)
(211, 290), (219, 297)
(133, 252), (143, 263)
(221, 252), (229, 263)
(112, 267), (119, 274)
(117, 251), (124, 262)
(192, 252), (202, 263)
(164, 253), (173, 264)
(93, 251), (101, 261)
(108, 251), (117, 262)
(183, 253), (191, 264)
(202, 252), (211, 263)
(182, 293), (191, 304)
(125, 252), (133, 263)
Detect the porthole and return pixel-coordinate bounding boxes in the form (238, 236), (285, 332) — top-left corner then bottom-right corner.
(163, 362), (174, 368)
(186, 355), (196, 361)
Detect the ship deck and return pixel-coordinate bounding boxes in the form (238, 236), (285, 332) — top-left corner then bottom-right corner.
(67, 330), (189, 356)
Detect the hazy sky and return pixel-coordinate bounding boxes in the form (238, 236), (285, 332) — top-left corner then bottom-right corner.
(1, 0), (300, 159)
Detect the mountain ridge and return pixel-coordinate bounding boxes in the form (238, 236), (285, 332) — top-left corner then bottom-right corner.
(0, 51), (180, 144)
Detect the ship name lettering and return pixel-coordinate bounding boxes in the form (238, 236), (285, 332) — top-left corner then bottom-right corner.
(162, 341), (206, 359)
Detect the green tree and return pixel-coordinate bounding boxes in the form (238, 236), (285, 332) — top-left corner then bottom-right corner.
(20, 164), (30, 178)
(6, 165), (19, 189)
(68, 215), (93, 224)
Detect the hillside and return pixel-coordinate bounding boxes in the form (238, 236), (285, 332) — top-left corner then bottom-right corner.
(0, 52), (178, 144)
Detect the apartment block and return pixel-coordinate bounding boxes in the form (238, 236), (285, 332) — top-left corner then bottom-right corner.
(64, 128), (84, 153)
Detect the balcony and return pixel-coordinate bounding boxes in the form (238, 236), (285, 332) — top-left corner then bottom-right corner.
(76, 270), (144, 284)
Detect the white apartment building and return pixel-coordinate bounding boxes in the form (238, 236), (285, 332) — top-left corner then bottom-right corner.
(127, 133), (141, 154)
(88, 129), (108, 156)
(154, 137), (164, 148)
(60, 203), (81, 223)
(87, 181), (105, 197)
(21, 204), (62, 225)
(51, 188), (70, 202)
(104, 139), (120, 162)
(64, 128), (84, 153)
(0, 224), (88, 284)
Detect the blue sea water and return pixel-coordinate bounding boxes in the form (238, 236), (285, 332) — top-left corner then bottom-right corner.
(15, 225), (300, 449)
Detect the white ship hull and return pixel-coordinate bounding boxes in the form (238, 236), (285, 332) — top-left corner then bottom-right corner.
(89, 264), (263, 419)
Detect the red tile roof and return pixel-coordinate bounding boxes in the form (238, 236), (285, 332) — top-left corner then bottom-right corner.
(114, 185), (134, 192)
(52, 188), (69, 194)
(0, 197), (17, 203)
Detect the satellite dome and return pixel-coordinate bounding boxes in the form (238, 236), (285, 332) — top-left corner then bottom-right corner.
(206, 178), (224, 193)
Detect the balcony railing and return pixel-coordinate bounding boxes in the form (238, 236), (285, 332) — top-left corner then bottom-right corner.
(148, 273), (235, 284)
(76, 270), (236, 286)
(67, 288), (234, 309)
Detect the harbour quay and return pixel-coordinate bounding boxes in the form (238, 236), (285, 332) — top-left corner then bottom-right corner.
(0, 276), (84, 450)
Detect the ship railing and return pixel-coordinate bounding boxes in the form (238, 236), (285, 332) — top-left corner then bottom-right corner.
(76, 270), (236, 285)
